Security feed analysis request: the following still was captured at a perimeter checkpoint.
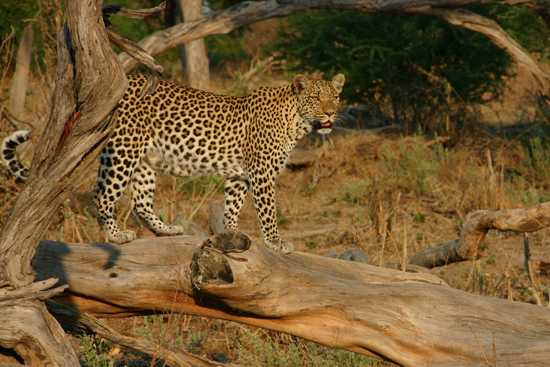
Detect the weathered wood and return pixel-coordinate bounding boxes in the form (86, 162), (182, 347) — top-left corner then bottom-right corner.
(0, 107), (35, 130)
(0, 300), (78, 367)
(410, 202), (550, 268)
(32, 233), (550, 367)
(8, 25), (33, 119)
(107, 29), (164, 73)
(116, 1), (167, 19)
(0, 0), (127, 364)
(179, 0), (210, 90)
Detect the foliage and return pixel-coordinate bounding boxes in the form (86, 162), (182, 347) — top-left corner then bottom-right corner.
(276, 11), (508, 101)
(379, 138), (441, 196)
(206, 32), (248, 67)
(274, 6), (550, 131)
(0, 0), (37, 41)
(79, 334), (117, 367)
(469, 3), (550, 61)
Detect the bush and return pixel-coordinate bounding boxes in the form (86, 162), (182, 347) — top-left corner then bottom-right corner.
(0, 0), (37, 40)
(274, 6), (550, 131)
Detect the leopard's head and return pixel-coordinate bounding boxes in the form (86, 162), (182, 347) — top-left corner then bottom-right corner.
(293, 73), (345, 135)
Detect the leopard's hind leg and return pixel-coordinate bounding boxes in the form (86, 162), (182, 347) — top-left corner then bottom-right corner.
(130, 160), (184, 236)
(95, 139), (142, 244)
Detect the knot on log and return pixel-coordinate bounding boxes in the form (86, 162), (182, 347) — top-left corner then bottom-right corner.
(191, 232), (251, 290)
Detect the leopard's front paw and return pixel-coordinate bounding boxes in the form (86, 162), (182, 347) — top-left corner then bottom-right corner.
(264, 239), (294, 254)
(109, 229), (137, 244)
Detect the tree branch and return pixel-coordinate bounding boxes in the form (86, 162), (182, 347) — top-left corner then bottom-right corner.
(119, 0), (488, 72)
(119, 0), (549, 102)
(408, 7), (550, 98)
(410, 202), (550, 268)
(0, 0), (127, 365)
(117, 1), (167, 19)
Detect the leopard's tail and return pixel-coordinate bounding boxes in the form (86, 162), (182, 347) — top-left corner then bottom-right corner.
(1, 130), (30, 181)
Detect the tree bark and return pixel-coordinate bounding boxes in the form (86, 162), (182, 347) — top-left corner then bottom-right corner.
(179, 0), (210, 89)
(0, 0), (127, 364)
(410, 202), (550, 268)
(8, 24), (33, 119)
(32, 233), (550, 367)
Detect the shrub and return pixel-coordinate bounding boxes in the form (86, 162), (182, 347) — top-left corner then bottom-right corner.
(274, 6), (550, 131)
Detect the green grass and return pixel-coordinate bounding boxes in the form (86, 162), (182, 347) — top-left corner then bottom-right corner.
(378, 138), (440, 196)
(79, 334), (116, 367)
(340, 180), (371, 206)
(237, 330), (389, 367)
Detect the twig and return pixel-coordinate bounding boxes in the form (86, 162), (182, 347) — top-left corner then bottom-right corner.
(107, 29), (163, 73)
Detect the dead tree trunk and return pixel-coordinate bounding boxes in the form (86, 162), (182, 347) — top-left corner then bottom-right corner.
(0, 0), (127, 364)
(32, 233), (550, 367)
(179, 0), (210, 89)
(8, 24), (33, 119)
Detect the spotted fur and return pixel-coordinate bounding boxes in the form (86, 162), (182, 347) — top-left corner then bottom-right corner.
(1, 130), (30, 181)
(2, 73), (345, 252)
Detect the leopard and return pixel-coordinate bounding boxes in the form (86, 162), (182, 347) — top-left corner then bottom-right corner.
(1, 73), (345, 253)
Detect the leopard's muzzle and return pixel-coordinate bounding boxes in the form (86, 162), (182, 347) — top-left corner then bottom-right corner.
(312, 119), (334, 135)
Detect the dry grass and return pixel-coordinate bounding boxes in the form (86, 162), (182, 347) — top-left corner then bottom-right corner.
(57, 127), (550, 365)
(3, 61), (550, 364)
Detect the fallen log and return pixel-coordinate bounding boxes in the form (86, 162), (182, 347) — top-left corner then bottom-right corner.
(410, 202), (550, 268)
(33, 233), (550, 367)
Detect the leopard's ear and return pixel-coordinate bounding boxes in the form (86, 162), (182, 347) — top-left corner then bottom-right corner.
(331, 73), (345, 94)
(292, 74), (308, 94)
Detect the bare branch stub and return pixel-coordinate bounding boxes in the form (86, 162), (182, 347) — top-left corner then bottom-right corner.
(107, 29), (164, 73)
(118, 1), (167, 19)
(103, 2), (166, 74)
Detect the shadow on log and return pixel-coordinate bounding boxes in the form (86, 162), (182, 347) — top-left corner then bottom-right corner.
(32, 232), (550, 367)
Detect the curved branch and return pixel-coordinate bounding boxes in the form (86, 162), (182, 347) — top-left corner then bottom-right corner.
(118, 0), (485, 72)
(409, 7), (550, 97)
(410, 201), (550, 268)
(119, 0), (549, 100)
